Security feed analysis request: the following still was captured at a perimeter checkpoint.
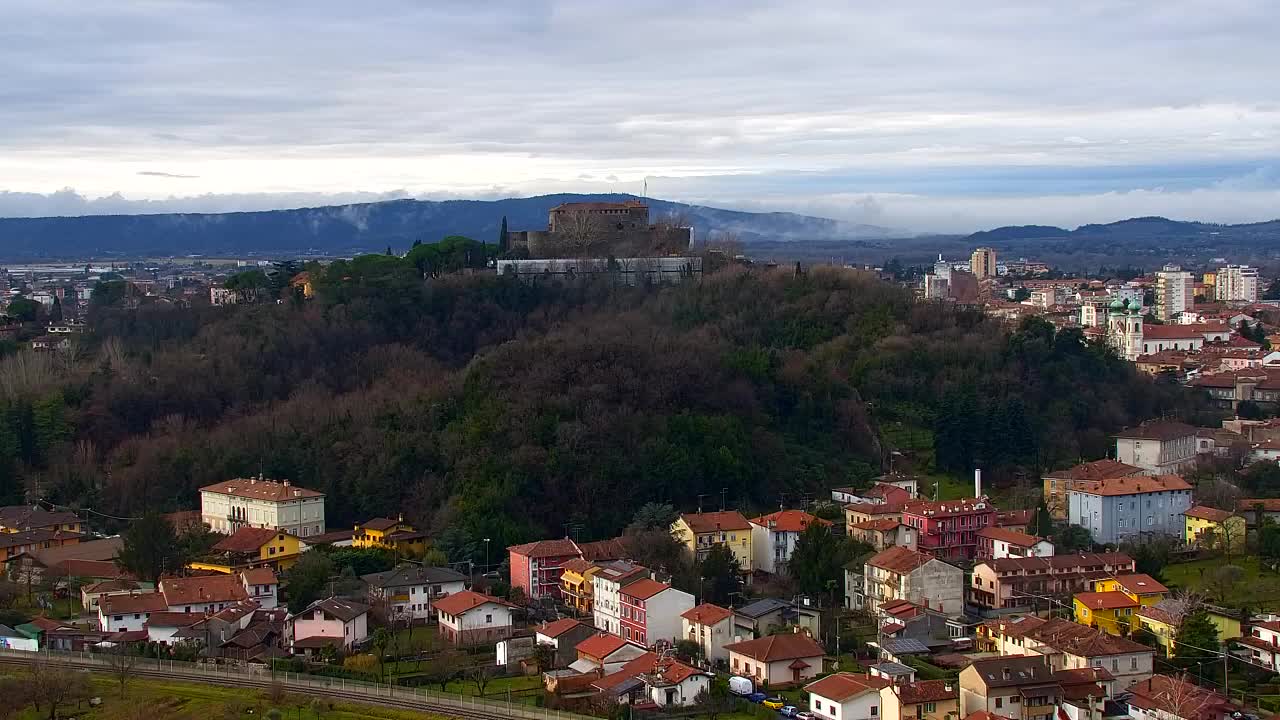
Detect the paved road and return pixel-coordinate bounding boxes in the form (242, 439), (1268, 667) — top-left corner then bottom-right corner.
(0, 650), (587, 720)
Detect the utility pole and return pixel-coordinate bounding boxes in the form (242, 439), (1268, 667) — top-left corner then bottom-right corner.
(720, 488), (727, 512)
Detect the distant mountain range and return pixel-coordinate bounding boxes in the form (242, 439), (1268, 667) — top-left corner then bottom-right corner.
(965, 216), (1280, 245)
(0, 193), (897, 260)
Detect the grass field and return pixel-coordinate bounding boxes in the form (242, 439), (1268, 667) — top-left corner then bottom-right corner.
(1163, 556), (1280, 607)
(10, 676), (452, 720)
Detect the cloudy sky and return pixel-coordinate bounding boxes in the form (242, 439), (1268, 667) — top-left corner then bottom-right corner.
(2, 0), (1278, 232)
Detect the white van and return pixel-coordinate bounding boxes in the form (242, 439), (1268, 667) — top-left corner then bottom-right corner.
(729, 676), (754, 696)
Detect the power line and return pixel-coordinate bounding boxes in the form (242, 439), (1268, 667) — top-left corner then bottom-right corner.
(37, 498), (141, 522)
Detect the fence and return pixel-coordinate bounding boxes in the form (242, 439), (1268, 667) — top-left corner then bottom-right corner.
(0, 647), (595, 720)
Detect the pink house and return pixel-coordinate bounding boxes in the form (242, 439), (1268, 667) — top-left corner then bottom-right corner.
(618, 578), (694, 648)
(287, 597), (369, 653)
(507, 538), (581, 600)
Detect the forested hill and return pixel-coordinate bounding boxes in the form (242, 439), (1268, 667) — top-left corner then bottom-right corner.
(0, 260), (1197, 562)
(0, 194), (895, 259)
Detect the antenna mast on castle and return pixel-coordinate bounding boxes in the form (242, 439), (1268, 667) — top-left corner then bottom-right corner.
(643, 177), (648, 200)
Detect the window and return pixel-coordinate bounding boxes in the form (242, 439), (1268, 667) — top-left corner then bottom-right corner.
(1131, 657), (1139, 670)
(924, 703), (937, 713)
(1112, 658), (1119, 671)
(113, 615), (123, 621)
(134, 613), (140, 619)
(995, 698), (1003, 709)
(871, 706), (878, 717)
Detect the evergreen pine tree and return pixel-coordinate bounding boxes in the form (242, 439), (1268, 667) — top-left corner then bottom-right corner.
(498, 216), (508, 253)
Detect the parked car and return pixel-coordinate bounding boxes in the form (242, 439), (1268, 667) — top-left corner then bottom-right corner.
(747, 692), (767, 704)
(796, 713), (815, 720)
(780, 706), (800, 717)
(763, 698), (786, 710)
(729, 676), (754, 696)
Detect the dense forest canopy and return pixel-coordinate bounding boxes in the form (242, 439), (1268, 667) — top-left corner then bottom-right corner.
(0, 254), (1197, 563)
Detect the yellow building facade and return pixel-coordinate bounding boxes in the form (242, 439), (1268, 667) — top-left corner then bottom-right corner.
(671, 511), (753, 571)
(191, 527), (305, 574)
(353, 517), (428, 555)
(1137, 605), (1242, 657)
(1075, 574), (1168, 635)
(559, 559), (601, 615)
(1183, 506), (1246, 553)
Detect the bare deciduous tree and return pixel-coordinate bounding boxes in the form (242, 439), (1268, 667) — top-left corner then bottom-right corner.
(556, 210), (606, 250)
(105, 642), (139, 697)
(27, 663), (92, 720)
(704, 229), (744, 257)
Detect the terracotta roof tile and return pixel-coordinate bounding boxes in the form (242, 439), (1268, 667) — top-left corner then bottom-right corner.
(1075, 591), (1140, 610)
(1184, 505), (1235, 522)
(200, 479), (323, 501)
(507, 538), (582, 559)
(620, 578), (670, 601)
(241, 567), (277, 586)
(1111, 574), (1168, 596)
(1114, 420), (1199, 440)
(681, 603), (733, 626)
(1044, 459), (1144, 481)
(804, 673), (891, 702)
(978, 527), (1044, 546)
(212, 527), (288, 554)
(536, 618), (585, 639)
(678, 511), (751, 533)
(867, 546), (935, 574)
(750, 510), (832, 533)
(1074, 474), (1192, 496)
(160, 575), (249, 606)
(576, 633), (630, 660)
(900, 679), (959, 704)
(432, 590), (513, 616)
(724, 633), (825, 662)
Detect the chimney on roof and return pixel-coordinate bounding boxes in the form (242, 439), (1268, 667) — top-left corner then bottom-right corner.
(258, 472), (264, 481)
(975, 469), (982, 498)
(1002, 667), (1011, 680)
(283, 479), (290, 487)
(250, 476), (256, 485)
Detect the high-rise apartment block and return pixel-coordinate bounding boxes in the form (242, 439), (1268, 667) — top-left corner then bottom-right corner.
(1216, 265), (1259, 303)
(970, 247), (997, 279)
(1155, 265), (1193, 321)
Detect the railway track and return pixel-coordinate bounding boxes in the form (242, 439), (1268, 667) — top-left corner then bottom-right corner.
(0, 653), (578, 720)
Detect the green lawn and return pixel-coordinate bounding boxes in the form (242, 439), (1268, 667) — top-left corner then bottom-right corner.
(13, 676), (451, 720)
(1163, 555), (1280, 606)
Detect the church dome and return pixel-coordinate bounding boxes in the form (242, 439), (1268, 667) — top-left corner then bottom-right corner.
(1109, 297), (1126, 311)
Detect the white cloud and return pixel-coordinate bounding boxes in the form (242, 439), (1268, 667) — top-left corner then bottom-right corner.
(0, 1), (1278, 230)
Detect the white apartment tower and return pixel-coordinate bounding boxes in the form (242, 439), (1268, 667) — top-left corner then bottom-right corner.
(1155, 265), (1193, 321)
(1216, 265), (1260, 303)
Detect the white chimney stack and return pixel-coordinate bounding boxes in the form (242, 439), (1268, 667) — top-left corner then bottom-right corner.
(974, 468), (982, 498)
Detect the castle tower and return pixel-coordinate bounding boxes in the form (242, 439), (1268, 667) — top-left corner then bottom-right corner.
(1106, 297), (1127, 355)
(1126, 300), (1143, 361)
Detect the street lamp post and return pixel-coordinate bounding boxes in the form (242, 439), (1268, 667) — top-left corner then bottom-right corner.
(483, 538), (491, 575)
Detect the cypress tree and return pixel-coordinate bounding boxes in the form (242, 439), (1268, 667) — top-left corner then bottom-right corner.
(498, 216), (509, 253)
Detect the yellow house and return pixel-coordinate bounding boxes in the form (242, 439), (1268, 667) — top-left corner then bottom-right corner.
(0, 507), (83, 535)
(671, 511), (754, 571)
(559, 558), (602, 615)
(1094, 574), (1168, 607)
(1184, 505), (1247, 553)
(1137, 602), (1242, 657)
(1074, 591), (1140, 634)
(1075, 573), (1169, 635)
(190, 526), (306, 574)
(353, 517), (427, 556)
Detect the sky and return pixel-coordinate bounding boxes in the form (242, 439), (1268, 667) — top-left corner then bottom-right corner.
(2, 1), (1279, 233)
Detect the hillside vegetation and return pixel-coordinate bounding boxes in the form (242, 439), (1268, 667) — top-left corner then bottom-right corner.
(0, 258), (1194, 560)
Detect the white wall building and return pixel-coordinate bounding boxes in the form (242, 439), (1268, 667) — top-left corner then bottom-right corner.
(750, 510), (831, 575)
(1156, 265), (1194, 321)
(288, 598), (369, 651)
(805, 672), (891, 720)
(680, 603), (735, 663)
(592, 561), (648, 637)
(200, 476), (326, 537)
(1217, 265), (1260, 303)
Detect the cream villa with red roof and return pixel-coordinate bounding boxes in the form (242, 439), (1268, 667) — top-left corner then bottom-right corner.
(725, 632), (826, 688)
(433, 590), (515, 646)
(976, 527), (1053, 561)
(200, 476), (326, 538)
(680, 602), (734, 663)
(805, 672), (891, 720)
(750, 510), (832, 574)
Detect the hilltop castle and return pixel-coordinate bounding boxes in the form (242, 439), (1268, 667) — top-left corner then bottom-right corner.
(506, 200), (691, 259)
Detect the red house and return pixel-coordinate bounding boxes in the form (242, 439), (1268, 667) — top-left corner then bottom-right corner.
(900, 497), (995, 562)
(507, 538), (582, 601)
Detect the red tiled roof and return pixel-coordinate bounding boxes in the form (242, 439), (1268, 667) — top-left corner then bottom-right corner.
(620, 578), (669, 601)
(160, 575), (249, 606)
(1127, 675), (1237, 720)
(1075, 591), (1139, 610)
(678, 511), (751, 533)
(432, 590), (513, 616)
(978, 527), (1043, 547)
(845, 501), (903, 516)
(1075, 474), (1192, 496)
(357, 517), (399, 531)
(984, 552), (1134, 574)
(750, 510), (832, 533)
(577, 633), (630, 660)
(995, 509), (1036, 527)
(592, 652), (658, 690)
(200, 479), (323, 501)
(1045, 459), (1145, 481)
(578, 537), (632, 562)
(241, 567), (277, 586)
(965, 712), (1016, 720)
(212, 527), (287, 554)
(1240, 498), (1280, 512)
(146, 611), (206, 627)
(851, 518), (902, 532)
(560, 558), (597, 575)
(1111, 574), (1168, 596)
(725, 633), (824, 662)
(902, 497), (993, 518)
(1183, 505), (1234, 522)
(507, 538), (581, 559)
(101, 593), (168, 615)
(536, 618), (584, 639)
(1115, 420), (1199, 441)
(867, 546), (935, 574)
(900, 679), (960, 704)
(681, 603), (733, 626)
(804, 673), (890, 702)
